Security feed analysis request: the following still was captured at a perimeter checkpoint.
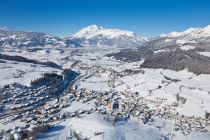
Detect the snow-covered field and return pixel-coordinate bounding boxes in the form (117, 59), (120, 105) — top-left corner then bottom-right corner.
(37, 113), (162, 140)
(0, 59), (61, 87)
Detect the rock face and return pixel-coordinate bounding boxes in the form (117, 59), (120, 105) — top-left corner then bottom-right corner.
(205, 112), (210, 120)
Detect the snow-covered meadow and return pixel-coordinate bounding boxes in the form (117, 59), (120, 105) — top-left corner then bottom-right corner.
(0, 59), (61, 87)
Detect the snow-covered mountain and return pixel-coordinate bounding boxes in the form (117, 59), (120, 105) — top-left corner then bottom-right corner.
(0, 25), (147, 48)
(65, 25), (147, 48)
(72, 25), (137, 39)
(0, 29), (65, 48)
(160, 25), (210, 41)
(1, 24), (210, 49)
(148, 24), (210, 49)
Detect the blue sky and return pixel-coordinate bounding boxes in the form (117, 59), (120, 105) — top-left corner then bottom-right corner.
(0, 0), (210, 37)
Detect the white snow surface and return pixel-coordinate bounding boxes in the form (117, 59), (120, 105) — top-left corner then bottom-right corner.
(37, 114), (161, 140)
(176, 39), (197, 44)
(0, 60), (61, 87)
(197, 52), (210, 57)
(180, 45), (195, 50)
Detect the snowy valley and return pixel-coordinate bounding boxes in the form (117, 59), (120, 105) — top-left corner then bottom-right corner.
(0, 25), (210, 140)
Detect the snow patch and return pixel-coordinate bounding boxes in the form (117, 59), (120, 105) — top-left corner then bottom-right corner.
(180, 45), (195, 50)
(176, 39), (196, 45)
(197, 52), (210, 57)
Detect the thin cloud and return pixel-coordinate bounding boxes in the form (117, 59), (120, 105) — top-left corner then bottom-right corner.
(0, 26), (8, 30)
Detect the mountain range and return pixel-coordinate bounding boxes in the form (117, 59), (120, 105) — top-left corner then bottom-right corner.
(0, 25), (147, 48)
(1, 24), (210, 48)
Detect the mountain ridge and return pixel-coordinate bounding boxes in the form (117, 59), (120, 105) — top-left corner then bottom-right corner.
(160, 25), (210, 39)
(1, 24), (210, 48)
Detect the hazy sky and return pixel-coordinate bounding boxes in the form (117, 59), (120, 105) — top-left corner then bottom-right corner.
(0, 0), (210, 37)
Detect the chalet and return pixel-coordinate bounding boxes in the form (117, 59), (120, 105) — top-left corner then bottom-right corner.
(31, 120), (38, 125)
(44, 104), (51, 111)
(70, 112), (76, 117)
